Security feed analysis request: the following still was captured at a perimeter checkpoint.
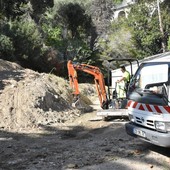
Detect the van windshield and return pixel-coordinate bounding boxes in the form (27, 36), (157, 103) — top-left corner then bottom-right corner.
(131, 63), (169, 94)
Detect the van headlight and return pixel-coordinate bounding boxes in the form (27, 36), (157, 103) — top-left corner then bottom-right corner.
(155, 121), (170, 132)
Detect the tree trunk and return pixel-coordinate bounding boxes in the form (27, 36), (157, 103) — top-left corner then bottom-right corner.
(157, 0), (166, 52)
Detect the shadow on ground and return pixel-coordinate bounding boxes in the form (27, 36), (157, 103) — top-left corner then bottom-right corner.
(0, 121), (169, 170)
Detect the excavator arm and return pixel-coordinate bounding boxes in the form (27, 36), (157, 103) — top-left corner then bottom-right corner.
(67, 60), (109, 109)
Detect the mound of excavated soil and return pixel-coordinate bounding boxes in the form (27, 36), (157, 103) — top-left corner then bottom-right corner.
(0, 59), (93, 131)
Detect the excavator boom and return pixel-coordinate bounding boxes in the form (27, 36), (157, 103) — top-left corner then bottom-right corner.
(67, 60), (80, 96)
(67, 60), (109, 109)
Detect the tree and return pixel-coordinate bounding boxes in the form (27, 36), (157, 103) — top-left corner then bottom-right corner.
(10, 18), (43, 69)
(97, 16), (135, 62)
(88, 0), (114, 35)
(53, 2), (97, 63)
(57, 2), (91, 39)
(0, 0), (28, 19)
(30, 0), (54, 23)
(125, 0), (170, 58)
(102, 0), (170, 60)
(0, 34), (14, 60)
(157, 0), (166, 52)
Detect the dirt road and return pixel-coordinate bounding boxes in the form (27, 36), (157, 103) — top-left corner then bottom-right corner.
(0, 110), (170, 170)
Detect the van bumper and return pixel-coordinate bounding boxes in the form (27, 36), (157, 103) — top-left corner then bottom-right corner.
(125, 122), (170, 147)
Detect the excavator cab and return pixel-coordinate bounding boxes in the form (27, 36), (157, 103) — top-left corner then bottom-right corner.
(105, 58), (139, 109)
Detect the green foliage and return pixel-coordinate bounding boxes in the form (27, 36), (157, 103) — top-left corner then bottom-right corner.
(42, 24), (63, 48)
(57, 2), (90, 38)
(98, 18), (134, 61)
(0, 34), (14, 60)
(112, 0), (123, 5)
(53, 2), (97, 62)
(73, 43), (92, 63)
(4, 0), (170, 77)
(11, 19), (43, 63)
(30, 0), (54, 22)
(1, 0), (170, 77)
(128, 1), (170, 57)
(30, 0), (54, 15)
(168, 38), (170, 50)
(0, 35), (13, 51)
(0, 0), (100, 76)
(110, 0), (170, 59)
(63, 38), (92, 63)
(38, 1), (98, 76)
(0, 0), (28, 19)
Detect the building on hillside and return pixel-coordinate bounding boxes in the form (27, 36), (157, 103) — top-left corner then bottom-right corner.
(112, 0), (165, 20)
(112, 0), (137, 20)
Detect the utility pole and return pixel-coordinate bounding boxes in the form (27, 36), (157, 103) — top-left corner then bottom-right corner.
(157, 0), (166, 52)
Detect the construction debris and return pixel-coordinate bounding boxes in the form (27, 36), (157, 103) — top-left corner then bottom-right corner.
(0, 59), (92, 131)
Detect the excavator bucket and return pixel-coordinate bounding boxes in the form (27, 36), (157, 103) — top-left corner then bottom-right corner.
(71, 95), (93, 113)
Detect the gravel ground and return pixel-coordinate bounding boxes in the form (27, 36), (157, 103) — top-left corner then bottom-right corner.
(0, 111), (170, 170)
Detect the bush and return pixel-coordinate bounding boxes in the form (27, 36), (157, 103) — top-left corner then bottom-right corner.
(0, 34), (14, 60)
(11, 19), (43, 62)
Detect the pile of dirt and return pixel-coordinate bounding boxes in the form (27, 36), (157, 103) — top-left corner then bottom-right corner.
(0, 59), (93, 131)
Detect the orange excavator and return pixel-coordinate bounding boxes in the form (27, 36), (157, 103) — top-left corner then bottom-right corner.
(67, 58), (140, 119)
(67, 60), (109, 109)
